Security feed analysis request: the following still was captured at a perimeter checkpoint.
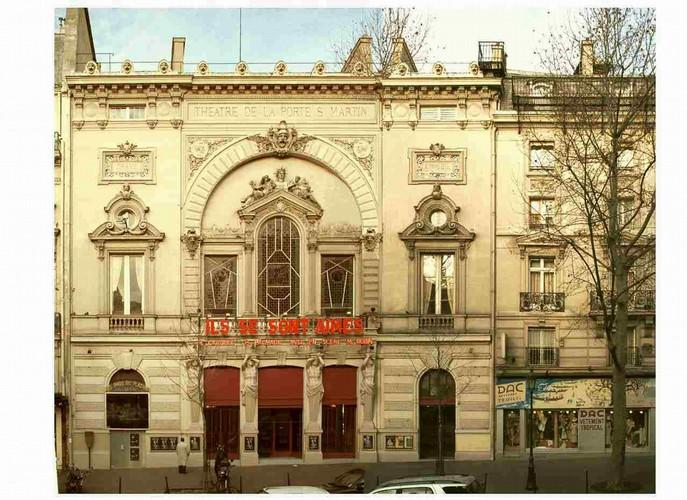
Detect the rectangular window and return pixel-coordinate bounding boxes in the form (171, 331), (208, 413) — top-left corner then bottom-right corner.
(618, 198), (634, 228)
(529, 197), (555, 228)
(530, 143), (555, 170)
(109, 105), (146, 120)
(421, 254), (455, 315)
(420, 105), (457, 121)
(527, 327), (556, 366)
(204, 256), (238, 316)
(529, 258), (555, 293)
(618, 149), (634, 170)
(110, 255), (144, 315)
(321, 255), (354, 316)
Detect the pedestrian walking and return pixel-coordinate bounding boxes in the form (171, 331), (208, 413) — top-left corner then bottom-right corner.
(176, 437), (190, 474)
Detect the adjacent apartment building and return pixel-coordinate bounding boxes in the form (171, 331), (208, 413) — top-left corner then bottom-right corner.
(54, 9), (655, 469)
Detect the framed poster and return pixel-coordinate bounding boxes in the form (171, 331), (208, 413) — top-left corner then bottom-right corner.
(244, 436), (255, 452)
(190, 436), (201, 451)
(151, 436), (178, 451)
(130, 447), (140, 461)
(129, 433), (139, 447)
(308, 435), (320, 451)
(404, 436), (413, 449)
(362, 434), (375, 450)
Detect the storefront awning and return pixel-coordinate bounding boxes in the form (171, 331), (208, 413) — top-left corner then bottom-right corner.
(204, 367), (240, 406)
(323, 366), (357, 405)
(259, 367), (303, 408)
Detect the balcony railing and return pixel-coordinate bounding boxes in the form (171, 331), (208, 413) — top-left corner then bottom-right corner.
(529, 214), (554, 229)
(526, 347), (559, 367)
(419, 315), (455, 330)
(590, 289), (655, 312)
(520, 292), (565, 312)
(478, 41), (505, 75)
(109, 316), (145, 332)
(627, 347), (642, 367)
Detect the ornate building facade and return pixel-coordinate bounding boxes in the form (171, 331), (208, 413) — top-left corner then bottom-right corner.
(56, 10), (654, 470)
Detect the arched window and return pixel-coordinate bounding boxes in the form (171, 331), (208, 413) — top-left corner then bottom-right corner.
(418, 369), (456, 459)
(257, 217), (301, 316)
(106, 369), (149, 429)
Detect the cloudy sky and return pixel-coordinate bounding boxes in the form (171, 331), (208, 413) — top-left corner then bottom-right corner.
(54, 7), (575, 73)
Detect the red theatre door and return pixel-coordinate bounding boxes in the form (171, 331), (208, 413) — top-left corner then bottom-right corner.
(204, 367), (240, 459)
(322, 366), (357, 458)
(258, 367), (303, 458)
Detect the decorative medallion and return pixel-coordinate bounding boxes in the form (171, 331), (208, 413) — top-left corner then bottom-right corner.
(352, 61), (367, 76)
(236, 61), (248, 75)
(393, 62), (409, 76)
(197, 61), (209, 75)
(181, 229), (203, 258)
(186, 136), (234, 177)
(330, 137), (375, 175)
(409, 146), (466, 184)
(312, 60), (326, 76)
(469, 61), (480, 75)
(158, 60), (170, 74)
(361, 228), (383, 252)
(84, 60), (99, 75)
(432, 62), (446, 76)
(246, 121), (314, 158)
(122, 59), (133, 74)
(274, 60), (287, 75)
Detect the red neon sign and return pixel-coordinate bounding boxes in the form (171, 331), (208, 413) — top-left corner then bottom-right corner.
(204, 317), (364, 337)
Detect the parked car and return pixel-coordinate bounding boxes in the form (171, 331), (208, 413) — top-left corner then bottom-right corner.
(370, 475), (482, 494)
(322, 468), (366, 493)
(258, 486), (331, 494)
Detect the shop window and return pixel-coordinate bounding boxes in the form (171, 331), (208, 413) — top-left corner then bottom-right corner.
(528, 409), (578, 449)
(420, 105), (457, 121)
(504, 409), (521, 450)
(257, 217), (300, 316)
(106, 369), (148, 429)
(110, 255), (144, 315)
(605, 409), (649, 448)
(421, 254), (455, 315)
(530, 143), (555, 170)
(204, 255), (238, 316)
(321, 255), (354, 316)
(109, 105), (145, 120)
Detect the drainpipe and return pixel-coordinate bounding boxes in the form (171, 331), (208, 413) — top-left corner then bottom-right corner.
(489, 124), (498, 461)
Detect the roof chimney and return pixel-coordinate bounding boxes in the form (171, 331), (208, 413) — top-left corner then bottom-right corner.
(341, 35), (372, 74)
(579, 39), (594, 76)
(391, 37), (418, 73)
(171, 37), (185, 74)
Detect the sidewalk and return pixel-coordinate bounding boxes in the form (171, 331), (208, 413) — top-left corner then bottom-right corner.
(57, 453), (655, 494)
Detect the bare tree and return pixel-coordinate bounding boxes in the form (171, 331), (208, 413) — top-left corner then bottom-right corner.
(332, 8), (434, 75)
(407, 333), (478, 476)
(514, 8), (655, 490)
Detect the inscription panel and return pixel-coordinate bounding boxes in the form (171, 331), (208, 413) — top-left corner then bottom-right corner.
(99, 147), (155, 184)
(187, 102), (378, 123)
(410, 148), (467, 184)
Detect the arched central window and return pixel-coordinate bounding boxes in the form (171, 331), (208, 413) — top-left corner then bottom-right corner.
(258, 216), (301, 316)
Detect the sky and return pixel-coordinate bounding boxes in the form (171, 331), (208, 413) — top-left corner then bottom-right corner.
(54, 7), (575, 73)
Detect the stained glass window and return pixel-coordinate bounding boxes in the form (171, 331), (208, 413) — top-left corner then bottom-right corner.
(321, 255), (354, 316)
(258, 217), (300, 316)
(204, 256), (238, 315)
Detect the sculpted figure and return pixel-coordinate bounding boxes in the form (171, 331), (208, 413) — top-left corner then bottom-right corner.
(359, 349), (376, 425)
(290, 177), (320, 207)
(305, 353), (325, 426)
(241, 354), (259, 425)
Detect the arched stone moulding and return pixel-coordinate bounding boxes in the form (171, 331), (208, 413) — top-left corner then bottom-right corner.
(183, 135), (379, 232)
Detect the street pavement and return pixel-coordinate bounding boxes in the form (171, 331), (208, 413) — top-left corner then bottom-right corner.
(56, 453), (655, 494)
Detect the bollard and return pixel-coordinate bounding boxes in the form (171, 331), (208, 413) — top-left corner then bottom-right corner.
(239, 474), (243, 493)
(483, 473), (488, 493)
(585, 470), (589, 494)
(118, 476), (122, 494)
(287, 472), (291, 486)
(376, 475), (379, 486)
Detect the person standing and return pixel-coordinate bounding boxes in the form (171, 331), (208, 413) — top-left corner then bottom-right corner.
(176, 437), (190, 474)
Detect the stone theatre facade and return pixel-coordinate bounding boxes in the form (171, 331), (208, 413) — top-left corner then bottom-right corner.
(55, 9), (654, 470)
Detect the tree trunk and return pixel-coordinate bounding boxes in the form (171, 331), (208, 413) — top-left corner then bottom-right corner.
(611, 267), (629, 490)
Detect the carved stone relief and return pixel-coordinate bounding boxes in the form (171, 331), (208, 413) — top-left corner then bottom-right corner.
(318, 223), (362, 239)
(409, 146), (466, 184)
(100, 141), (155, 184)
(246, 121), (314, 158)
(240, 167), (320, 208)
(330, 137), (375, 177)
(186, 136), (235, 178)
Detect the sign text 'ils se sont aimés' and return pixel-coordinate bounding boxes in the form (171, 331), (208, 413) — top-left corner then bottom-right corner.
(205, 316), (365, 337)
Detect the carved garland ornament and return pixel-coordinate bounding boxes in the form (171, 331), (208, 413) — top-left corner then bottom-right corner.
(330, 137), (374, 176)
(246, 120), (314, 158)
(186, 136), (234, 178)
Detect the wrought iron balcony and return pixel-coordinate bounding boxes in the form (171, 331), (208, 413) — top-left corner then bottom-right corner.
(478, 41), (505, 75)
(590, 289), (655, 313)
(627, 347), (642, 367)
(529, 214), (554, 230)
(109, 316), (145, 332)
(419, 315), (454, 330)
(520, 292), (565, 312)
(526, 347), (559, 367)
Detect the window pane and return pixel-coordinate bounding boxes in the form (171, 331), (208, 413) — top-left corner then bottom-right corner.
(529, 410), (578, 449)
(321, 255), (354, 315)
(109, 107), (127, 120)
(128, 106), (145, 119)
(422, 255), (437, 314)
(420, 106), (440, 120)
(258, 217), (300, 316)
(204, 256), (238, 315)
(530, 146), (554, 169)
(440, 255), (454, 314)
(129, 256), (143, 315)
(111, 256), (125, 314)
(107, 394), (149, 428)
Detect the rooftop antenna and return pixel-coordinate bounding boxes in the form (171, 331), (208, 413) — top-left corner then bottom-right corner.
(239, 8), (242, 61)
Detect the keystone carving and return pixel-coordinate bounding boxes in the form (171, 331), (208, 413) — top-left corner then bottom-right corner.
(246, 120), (314, 158)
(361, 228), (383, 252)
(181, 229), (203, 258)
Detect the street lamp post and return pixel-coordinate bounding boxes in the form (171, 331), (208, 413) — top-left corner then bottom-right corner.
(525, 376), (538, 492)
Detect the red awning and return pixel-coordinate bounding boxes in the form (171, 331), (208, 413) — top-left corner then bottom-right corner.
(323, 366), (358, 405)
(204, 367), (240, 407)
(258, 367), (304, 408)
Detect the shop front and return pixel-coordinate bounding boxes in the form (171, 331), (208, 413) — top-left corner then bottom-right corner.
(106, 369), (149, 468)
(204, 366), (240, 459)
(495, 377), (655, 456)
(322, 366), (357, 458)
(257, 367), (304, 458)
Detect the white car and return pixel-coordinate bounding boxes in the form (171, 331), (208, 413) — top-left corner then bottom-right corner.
(258, 486), (331, 494)
(370, 475), (482, 494)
